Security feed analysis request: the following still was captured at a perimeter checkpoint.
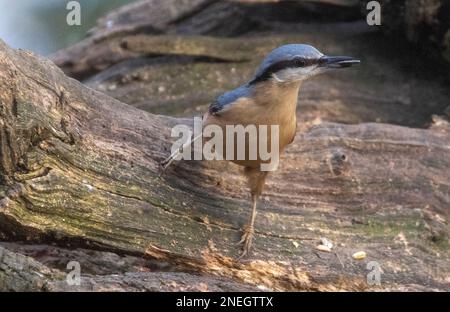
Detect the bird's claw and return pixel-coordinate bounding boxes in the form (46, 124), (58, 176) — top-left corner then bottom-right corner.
(237, 225), (254, 259)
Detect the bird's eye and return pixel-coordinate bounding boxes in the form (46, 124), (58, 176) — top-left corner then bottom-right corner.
(294, 58), (306, 67)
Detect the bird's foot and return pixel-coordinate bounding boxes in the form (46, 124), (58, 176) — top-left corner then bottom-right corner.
(237, 225), (254, 259)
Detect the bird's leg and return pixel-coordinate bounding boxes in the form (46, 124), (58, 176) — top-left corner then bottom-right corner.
(238, 168), (268, 258)
(238, 194), (258, 258)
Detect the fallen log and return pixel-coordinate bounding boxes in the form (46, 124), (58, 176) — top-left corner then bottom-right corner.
(1, 39), (449, 291)
(0, 244), (260, 291)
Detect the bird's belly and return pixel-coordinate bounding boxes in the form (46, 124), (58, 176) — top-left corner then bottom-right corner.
(204, 111), (296, 168)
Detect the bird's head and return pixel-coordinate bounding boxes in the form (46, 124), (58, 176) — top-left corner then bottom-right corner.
(250, 44), (360, 85)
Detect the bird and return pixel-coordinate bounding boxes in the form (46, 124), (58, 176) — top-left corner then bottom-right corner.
(161, 44), (360, 258)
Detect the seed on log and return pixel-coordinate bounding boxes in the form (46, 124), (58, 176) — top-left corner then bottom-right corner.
(316, 245), (332, 252)
(352, 251), (367, 260)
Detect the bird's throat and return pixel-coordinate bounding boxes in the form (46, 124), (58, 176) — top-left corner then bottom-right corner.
(253, 81), (301, 114)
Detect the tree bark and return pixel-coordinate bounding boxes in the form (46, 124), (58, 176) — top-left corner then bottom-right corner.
(374, 0), (450, 66)
(1, 38), (449, 291)
(0, 244), (260, 292)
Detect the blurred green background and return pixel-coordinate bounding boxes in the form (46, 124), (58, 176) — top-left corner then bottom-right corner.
(0, 0), (135, 55)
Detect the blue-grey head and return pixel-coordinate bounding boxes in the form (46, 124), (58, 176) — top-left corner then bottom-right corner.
(249, 44), (360, 85)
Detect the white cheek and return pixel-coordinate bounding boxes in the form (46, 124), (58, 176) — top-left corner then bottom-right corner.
(272, 66), (318, 82)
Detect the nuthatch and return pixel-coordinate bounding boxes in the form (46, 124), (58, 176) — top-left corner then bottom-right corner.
(162, 44), (360, 258)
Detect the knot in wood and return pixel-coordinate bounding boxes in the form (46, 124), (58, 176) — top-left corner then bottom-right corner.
(327, 150), (350, 176)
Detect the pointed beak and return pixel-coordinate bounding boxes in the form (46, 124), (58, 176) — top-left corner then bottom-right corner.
(319, 56), (360, 68)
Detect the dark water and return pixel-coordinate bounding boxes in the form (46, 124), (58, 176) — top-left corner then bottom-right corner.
(0, 0), (135, 56)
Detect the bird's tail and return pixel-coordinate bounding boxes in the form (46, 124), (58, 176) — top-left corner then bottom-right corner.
(159, 133), (203, 174)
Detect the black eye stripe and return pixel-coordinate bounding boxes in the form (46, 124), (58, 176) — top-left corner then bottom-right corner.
(294, 58), (306, 67)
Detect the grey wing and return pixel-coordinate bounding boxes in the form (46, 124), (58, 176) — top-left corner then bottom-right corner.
(208, 98), (225, 115)
(208, 85), (250, 115)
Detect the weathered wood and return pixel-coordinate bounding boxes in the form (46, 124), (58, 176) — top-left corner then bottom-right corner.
(0, 243), (259, 291)
(0, 39), (449, 291)
(375, 0), (450, 66)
